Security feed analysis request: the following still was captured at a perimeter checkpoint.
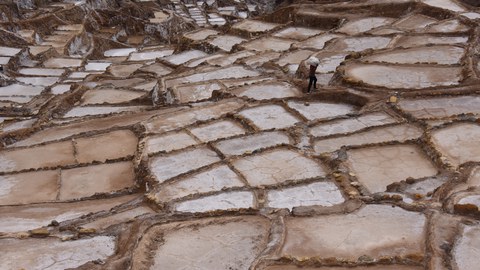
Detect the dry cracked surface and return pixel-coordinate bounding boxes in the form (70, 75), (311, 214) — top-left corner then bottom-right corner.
(1, 0), (480, 269)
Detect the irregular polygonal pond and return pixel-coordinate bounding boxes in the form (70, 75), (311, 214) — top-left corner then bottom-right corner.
(145, 99), (245, 133)
(84, 61), (111, 71)
(231, 81), (302, 100)
(281, 205), (426, 260)
(104, 48), (137, 57)
(174, 191), (255, 213)
(273, 27), (323, 41)
(28, 46), (50, 56)
(266, 181), (344, 210)
(173, 82), (222, 103)
(346, 144), (438, 193)
(13, 109), (161, 147)
(150, 147), (220, 183)
(74, 129), (138, 163)
(344, 63), (462, 89)
(241, 37), (294, 52)
(189, 120), (245, 142)
(0, 56), (10, 65)
(214, 131), (291, 157)
(452, 224), (480, 270)
(144, 131), (197, 154)
(1, 119), (36, 132)
(294, 34), (343, 50)
(155, 165), (244, 203)
(64, 106), (148, 118)
(128, 49), (173, 61)
(422, 0), (466, 12)
(310, 112), (396, 137)
(166, 66), (260, 87)
(337, 17), (395, 35)
(431, 123), (480, 167)
(183, 29), (219, 41)
(43, 57), (83, 68)
(232, 19), (280, 35)
(139, 62), (172, 77)
(232, 149), (326, 186)
(461, 12), (480, 19)
(394, 35), (469, 48)
(426, 19), (469, 33)
(326, 36), (392, 52)
(185, 53), (225, 68)
(241, 51), (281, 68)
(311, 52), (349, 73)
(0, 83), (44, 96)
(277, 50), (314, 67)
(208, 35), (246, 52)
(363, 45), (465, 65)
(405, 176), (448, 197)
(80, 88), (145, 105)
(287, 100), (356, 121)
(314, 124), (423, 153)
(0, 141), (75, 172)
(108, 63), (143, 77)
(205, 51), (255, 67)
(163, 50), (208, 66)
(393, 14), (437, 31)
(133, 217), (269, 269)
(58, 161), (135, 200)
(0, 236), (116, 270)
(16, 76), (59, 87)
(398, 96), (480, 119)
(238, 104), (300, 130)
(0, 170), (59, 205)
(18, 68), (65, 76)
(0, 195), (137, 232)
(81, 205), (154, 231)
(0, 46), (21, 56)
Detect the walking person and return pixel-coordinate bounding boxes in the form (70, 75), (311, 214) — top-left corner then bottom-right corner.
(306, 56), (319, 93)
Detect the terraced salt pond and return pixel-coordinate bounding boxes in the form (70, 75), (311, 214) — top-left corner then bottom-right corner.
(326, 36), (392, 52)
(314, 124), (423, 153)
(231, 81), (301, 100)
(363, 45), (465, 65)
(309, 112), (397, 137)
(337, 17), (395, 35)
(281, 205), (426, 260)
(154, 165), (245, 203)
(232, 149), (327, 186)
(347, 144), (438, 193)
(344, 63), (462, 89)
(174, 191), (255, 212)
(273, 27), (323, 40)
(431, 123), (480, 167)
(132, 217), (269, 269)
(0, 236), (116, 270)
(232, 19), (280, 36)
(393, 35), (469, 48)
(208, 35), (246, 51)
(173, 82), (222, 103)
(241, 37), (294, 52)
(398, 96), (480, 119)
(238, 104), (300, 130)
(80, 88), (145, 104)
(2, 0), (480, 268)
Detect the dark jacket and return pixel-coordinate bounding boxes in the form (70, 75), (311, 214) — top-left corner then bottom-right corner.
(309, 64), (318, 76)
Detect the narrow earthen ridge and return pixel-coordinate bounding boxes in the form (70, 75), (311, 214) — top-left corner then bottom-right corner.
(0, 0), (480, 269)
